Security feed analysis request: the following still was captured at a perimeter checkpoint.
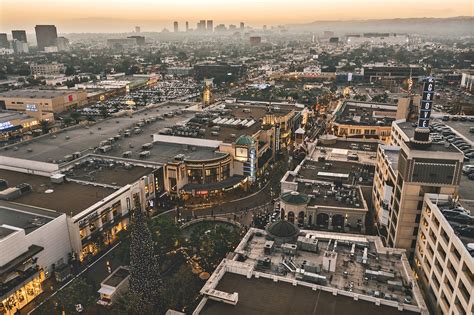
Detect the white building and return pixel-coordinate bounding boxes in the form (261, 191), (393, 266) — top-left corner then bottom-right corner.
(0, 203), (72, 314)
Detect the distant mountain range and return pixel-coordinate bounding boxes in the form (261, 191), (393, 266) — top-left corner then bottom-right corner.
(290, 16), (474, 36)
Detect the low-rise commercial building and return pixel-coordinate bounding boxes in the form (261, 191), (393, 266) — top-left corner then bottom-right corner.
(0, 203), (72, 315)
(194, 227), (428, 315)
(0, 89), (88, 113)
(30, 63), (65, 76)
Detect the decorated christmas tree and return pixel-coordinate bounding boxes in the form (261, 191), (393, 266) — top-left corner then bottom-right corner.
(129, 199), (161, 313)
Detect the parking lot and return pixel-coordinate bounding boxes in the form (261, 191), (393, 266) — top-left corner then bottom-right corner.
(433, 118), (474, 143)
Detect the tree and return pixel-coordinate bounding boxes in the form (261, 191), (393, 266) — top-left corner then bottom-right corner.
(39, 120), (51, 134)
(70, 111), (81, 124)
(149, 216), (181, 258)
(54, 278), (95, 314)
(129, 201), (162, 313)
(65, 65), (75, 76)
(99, 106), (109, 119)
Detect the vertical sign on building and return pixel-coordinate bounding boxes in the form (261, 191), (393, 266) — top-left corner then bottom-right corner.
(249, 146), (256, 182)
(274, 123), (281, 152)
(418, 77), (435, 128)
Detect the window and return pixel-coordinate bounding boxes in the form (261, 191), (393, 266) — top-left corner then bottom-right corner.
(415, 213), (421, 223)
(413, 227), (419, 236)
(410, 239), (417, 248)
(458, 280), (470, 303)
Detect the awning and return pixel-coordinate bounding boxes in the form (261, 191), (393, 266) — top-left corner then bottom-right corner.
(98, 286), (115, 296)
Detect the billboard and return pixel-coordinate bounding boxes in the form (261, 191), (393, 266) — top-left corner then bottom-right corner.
(417, 77), (435, 128)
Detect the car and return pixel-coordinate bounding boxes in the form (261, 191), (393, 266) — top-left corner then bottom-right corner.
(469, 117), (474, 122)
(460, 116), (467, 122)
(452, 116), (459, 121)
(464, 155), (470, 162)
(442, 115), (450, 121)
(468, 173), (474, 180)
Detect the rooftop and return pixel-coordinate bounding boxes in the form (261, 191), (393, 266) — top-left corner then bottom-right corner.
(0, 103), (193, 163)
(0, 89), (83, 99)
(201, 273), (419, 315)
(64, 159), (156, 186)
(395, 121), (462, 153)
(0, 111), (31, 123)
(0, 169), (116, 216)
(293, 159), (375, 187)
(380, 145), (401, 172)
(335, 101), (398, 126)
(198, 229), (427, 315)
(0, 201), (61, 236)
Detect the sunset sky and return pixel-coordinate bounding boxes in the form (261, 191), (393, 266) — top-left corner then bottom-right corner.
(0, 0), (472, 33)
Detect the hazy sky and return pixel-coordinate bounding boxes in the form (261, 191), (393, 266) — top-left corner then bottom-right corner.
(1, 0), (472, 33)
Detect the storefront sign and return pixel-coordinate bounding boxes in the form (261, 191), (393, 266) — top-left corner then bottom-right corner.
(0, 121), (14, 131)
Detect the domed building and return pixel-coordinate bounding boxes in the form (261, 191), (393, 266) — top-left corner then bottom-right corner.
(266, 220), (300, 244)
(280, 191), (309, 225)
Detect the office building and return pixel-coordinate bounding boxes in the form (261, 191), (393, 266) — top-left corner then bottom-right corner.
(35, 25), (57, 51)
(107, 38), (137, 49)
(362, 64), (423, 83)
(12, 40), (28, 54)
(0, 109), (54, 143)
(127, 36), (145, 46)
(194, 228), (428, 314)
(249, 36), (261, 45)
(11, 30), (27, 43)
(0, 34), (8, 49)
(240, 22), (244, 30)
(185, 21), (189, 32)
(29, 63), (65, 76)
(460, 72), (473, 92)
(173, 21), (179, 33)
(414, 194), (473, 315)
(135, 26), (140, 33)
(197, 20), (206, 32)
(0, 89), (88, 113)
(373, 78), (464, 257)
(206, 20), (213, 32)
(56, 37), (70, 51)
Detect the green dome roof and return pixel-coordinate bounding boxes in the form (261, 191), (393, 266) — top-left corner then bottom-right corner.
(266, 220), (300, 239)
(281, 191), (309, 205)
(235, 135), (254, 146)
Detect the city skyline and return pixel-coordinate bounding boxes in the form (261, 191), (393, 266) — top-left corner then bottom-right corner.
(0, 0), (472, 32)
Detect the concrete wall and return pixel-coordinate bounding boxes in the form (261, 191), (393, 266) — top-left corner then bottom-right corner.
(0, 156), (59, 176)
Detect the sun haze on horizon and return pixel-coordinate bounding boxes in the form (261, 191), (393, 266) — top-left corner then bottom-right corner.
(0, 0), (472, 33)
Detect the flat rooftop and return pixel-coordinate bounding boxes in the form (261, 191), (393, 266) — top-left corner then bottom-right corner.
(296, 182), (366, 209)
(294, 159), (375, 186)
(380, 145), (401, 172)
(65, 159), (156, 186)
(0, 89), (82, 99)
(335, 101), (397, 126)
(0, 201), (61, 236)
(396, 121), (462, 153)
(0, 169), (116, 216)
(201, 273), (418, 315)
(0, 111), (30, 123)
(103, 267), (129, 287)
(317, 139), (379, 152)
(0, 103), (193, 163)
(198, 229), (426, 315)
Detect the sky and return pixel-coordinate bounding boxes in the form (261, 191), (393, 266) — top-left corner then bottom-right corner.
(0, 0), (472, 33)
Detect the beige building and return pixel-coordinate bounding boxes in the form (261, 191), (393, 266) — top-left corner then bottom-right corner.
(372, 120), (464, 258)
(30, 63), (65, 76)
(0, 89), (88, 113)
(414, 194), (473, 315)
(333, 96), (420, 143)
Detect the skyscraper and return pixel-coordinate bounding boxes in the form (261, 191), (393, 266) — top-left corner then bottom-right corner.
(206, 20), (213, 32)
(135, 26), (141, 33)
(173, 21), (179, 32)
(0, 33), (8, 49)
(185, 21), (189, 32)
(240, 22), (245, 30)
(35, 25), (57, 51)
(12, 30), (27, 43)
(197, 20), (206, 32)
